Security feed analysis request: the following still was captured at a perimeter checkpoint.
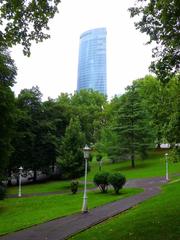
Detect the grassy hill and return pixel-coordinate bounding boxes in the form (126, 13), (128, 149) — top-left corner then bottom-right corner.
(1, 150), (179, 236)
(71, 178), (180, 240)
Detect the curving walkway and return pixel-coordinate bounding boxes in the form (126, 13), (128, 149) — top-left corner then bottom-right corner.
(0, 176), (167, 240)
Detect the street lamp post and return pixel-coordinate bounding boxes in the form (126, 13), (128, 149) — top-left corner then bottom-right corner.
(18, 166), (23, 197)
(82, 144), (91, 213)
(165, 153), (169, 181)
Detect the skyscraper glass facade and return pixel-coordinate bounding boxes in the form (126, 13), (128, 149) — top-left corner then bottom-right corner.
(77, 28), (107, 95)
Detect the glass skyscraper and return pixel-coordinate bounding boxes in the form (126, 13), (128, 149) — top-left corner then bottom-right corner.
(77, 28), (107, 95)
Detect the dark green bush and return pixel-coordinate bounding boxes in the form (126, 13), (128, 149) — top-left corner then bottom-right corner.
(108, 173), (126, 194)
(93, 172), (109, 193)
(0, 184), (6, 200)
(70, 180), (79, 194)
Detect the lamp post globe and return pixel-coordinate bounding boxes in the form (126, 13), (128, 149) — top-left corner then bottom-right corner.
(83, 144), (91, 159)
(82, 144), (91, 213)
(18, 166), (23, 197)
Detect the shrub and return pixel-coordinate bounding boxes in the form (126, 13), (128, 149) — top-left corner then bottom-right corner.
(70, 180), (79, 194)
(108, 173), (126, 194)
(0, 183), (6, 200)
(93, 172), (109, 193)
(169, 148), (180, 163)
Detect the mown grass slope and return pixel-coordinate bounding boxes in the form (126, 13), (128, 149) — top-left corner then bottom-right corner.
(71, 179), (180, 240)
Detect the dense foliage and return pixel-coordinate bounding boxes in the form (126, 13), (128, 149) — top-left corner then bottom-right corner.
(0, 75), (179, 182)
(115, 84), (154, 167)
(108, 173), (126, 194)
(0, 0), (61, 56)
(0, 48), (16, 180)
(93, 172), (109, 193)
(58, 117), (85, 179)
(129, 0), (180, 82)
(96, 75), (179, 167)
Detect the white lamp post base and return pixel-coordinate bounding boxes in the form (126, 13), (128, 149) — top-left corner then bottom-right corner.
(82, 196), (88, 213)
(165, 153), (169, 181)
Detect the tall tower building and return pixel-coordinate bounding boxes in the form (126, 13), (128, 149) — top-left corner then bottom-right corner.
(77, 28), (107, 95)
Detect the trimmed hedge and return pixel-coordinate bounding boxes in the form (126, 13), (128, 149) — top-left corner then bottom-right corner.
(93, 172), (109, 193)
(108, 173), (126, 194)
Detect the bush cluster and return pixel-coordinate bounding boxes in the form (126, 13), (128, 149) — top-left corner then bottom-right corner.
(93, 172), (126, 194)
(93, 172), (109, 193)
(108, 173), (126, 194)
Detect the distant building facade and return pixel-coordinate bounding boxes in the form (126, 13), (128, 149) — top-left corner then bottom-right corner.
(77, 28), (107, 95)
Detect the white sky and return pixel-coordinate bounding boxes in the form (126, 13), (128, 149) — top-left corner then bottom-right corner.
(11, 0), (153, 101)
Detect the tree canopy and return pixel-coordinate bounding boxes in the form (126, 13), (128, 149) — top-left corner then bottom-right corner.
(114, 84), (153, 167)
(1, 77), (179, 181)
(0, 0), (61, 56)
(0, 47), (17, 86)
(129, 0), (180, 82)
(0, 47), (16, 180)
(58, 117), (85, 179)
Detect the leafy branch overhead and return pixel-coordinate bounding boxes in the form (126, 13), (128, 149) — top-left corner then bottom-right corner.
(129, 0), (180, 82)
(0, 0), (61, 56)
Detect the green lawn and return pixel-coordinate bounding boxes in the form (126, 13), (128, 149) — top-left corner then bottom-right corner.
(7, 150), (180, 195)
(86, 150), (180, 181)
(71, 179), (180, 240)
(7, 180), (94, 195)
(0, 188), (141, 235)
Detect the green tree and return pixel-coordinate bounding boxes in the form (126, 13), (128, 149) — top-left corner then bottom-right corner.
(0, 47), (17, 181)
(135, 75), (169, 147)
(56, 93), (73, 138)
(0, 0), (61, 56)
(10, 86), (59, 182)
(71, 89), (107, 144)
(129, 0), (180, 82)
(0, 85), (16, 180)
(58, 117), (85, 179)
(93, 172), (109, 193)
(165, 76), (180, 146)
(10, 87), (42, 181)
(95, 95), (123, 163)
(135, 75), (179, 148)
(95, 127), (118, 163)
(114, 84), (153, 168)
(0, 47), (17, 86)
(42, 98), (72, 172)
(108, 173), (126, 194)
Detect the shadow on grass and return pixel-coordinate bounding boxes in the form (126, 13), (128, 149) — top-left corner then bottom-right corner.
(92, 188), (129, 197)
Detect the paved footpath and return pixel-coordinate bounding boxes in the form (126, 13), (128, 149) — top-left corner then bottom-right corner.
(0, 176), (167, 240)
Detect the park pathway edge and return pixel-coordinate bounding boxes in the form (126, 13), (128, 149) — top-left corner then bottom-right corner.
(0, 176), (167, 240)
